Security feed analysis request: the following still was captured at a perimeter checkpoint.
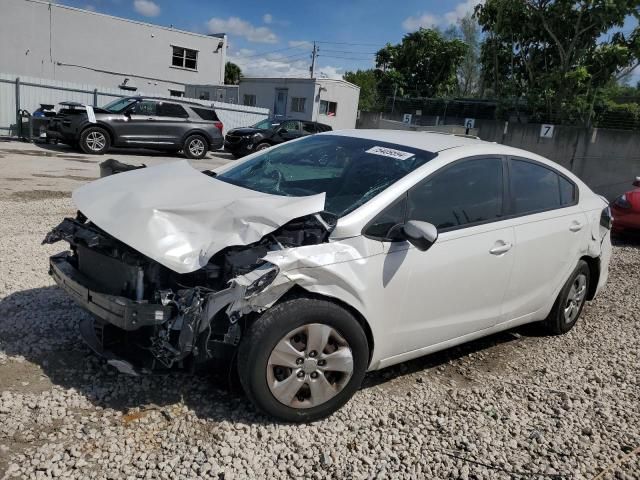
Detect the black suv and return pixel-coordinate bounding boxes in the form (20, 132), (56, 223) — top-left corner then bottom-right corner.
(224, 118), (331, 158)
(47, 96), (224, 159)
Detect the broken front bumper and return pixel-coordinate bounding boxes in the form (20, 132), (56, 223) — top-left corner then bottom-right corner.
(49, 252), (172, 331)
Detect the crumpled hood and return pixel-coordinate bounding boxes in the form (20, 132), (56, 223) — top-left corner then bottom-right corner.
(72, 161), (325, 274)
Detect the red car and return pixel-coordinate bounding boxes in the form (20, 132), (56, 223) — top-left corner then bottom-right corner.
(611, 177), (640, 235)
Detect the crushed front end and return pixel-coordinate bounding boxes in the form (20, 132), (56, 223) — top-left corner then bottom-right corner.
(44, 212), (335, 375)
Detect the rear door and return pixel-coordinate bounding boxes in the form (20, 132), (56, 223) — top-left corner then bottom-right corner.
(155, 102), (190, 146)
(500, 157), (587, 322)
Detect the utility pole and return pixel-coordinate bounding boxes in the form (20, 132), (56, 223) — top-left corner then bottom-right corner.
(310, 42), (318, 79)
(391, 84), (397, 113)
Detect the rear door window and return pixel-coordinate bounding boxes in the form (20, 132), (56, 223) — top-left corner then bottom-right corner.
(509, 159), (576, 214)
(302, 122), (317, 134)
(157, 103), (189, 118)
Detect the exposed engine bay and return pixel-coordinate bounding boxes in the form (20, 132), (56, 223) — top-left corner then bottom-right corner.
(44, 210), (336, 374)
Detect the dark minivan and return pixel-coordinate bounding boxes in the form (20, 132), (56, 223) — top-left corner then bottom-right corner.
(224, 118), (332, 158)
(47, 96), (224, 159)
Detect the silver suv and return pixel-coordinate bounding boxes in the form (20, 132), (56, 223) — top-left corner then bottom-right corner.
(47, 96), (224, 159)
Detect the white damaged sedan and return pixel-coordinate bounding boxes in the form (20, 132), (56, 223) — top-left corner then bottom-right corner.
(45, 130), (612, 422)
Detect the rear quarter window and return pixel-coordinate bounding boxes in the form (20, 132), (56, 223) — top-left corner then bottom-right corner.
(192, 107), (219, 121)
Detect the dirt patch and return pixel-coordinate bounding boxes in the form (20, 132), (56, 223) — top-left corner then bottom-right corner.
(58, 157), (96, 164)
(32, 174), (97, 182)
(0, 148), (91, 162)
(0, 361), (52, 394)
(9, 190), (71, 201)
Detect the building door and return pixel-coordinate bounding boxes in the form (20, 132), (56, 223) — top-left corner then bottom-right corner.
(274, 88), (288, 116)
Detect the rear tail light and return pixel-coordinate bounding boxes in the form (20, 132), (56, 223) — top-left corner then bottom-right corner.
(214, 121), (223, 132)
(613, 194), (631, 209)
(600, 205), (613, 229)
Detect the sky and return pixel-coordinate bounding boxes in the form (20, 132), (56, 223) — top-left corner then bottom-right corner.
(55, 0), (486, 79)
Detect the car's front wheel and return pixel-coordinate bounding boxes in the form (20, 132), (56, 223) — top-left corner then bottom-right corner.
(183, 134), (208, 159)
(543, 260), (590, 334)
(79, 127), (110, 155)
(238, 297), (369, 422)
(255, 142), (271, 152)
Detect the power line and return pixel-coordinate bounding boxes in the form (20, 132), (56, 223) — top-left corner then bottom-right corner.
(320, 49), (378, 55)
(315, 40), (384, 47)
(231, 45), (306, 59)
(320, 54), (375, 61)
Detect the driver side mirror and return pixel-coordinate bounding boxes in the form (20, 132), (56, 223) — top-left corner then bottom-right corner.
(277, 127), (288, 134)
(400, 220), (438, 251)
(633, 176), (640, 187)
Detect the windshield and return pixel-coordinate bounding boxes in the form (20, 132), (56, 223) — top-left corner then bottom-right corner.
(216, 135), (436, 217)
(251, 118), (277, 130)
(102, 97), (138, 113)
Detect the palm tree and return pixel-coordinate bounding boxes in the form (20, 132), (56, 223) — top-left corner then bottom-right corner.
(225, 62), (242, 85)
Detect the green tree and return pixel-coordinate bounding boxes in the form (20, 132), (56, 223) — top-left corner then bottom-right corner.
(343, 69), (380, 111)
(374, 29), (468, 99)
(443, 14), (482, 97)
(225, 62), (242, 85)
(475, 0), (640, 124)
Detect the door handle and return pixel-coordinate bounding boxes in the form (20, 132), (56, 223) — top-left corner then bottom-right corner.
(569, 222), (583, 232)
(489, 242), (512, 255)
(147, 117), (155, 120)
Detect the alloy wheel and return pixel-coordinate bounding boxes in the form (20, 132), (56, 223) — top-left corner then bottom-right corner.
(86, 131), (106, 151)
(266, 323), (354, 409)
(188, 138), (205, 157)
(563, 273), (587, 324)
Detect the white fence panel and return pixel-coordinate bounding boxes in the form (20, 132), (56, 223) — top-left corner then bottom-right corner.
(0, 73), (18, 134)
(0, 72), (270, 137)
(210, 101), (269, 134)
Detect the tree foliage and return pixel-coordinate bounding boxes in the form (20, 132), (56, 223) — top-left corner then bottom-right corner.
(343, 69), (380, 111)
(224, 62), (242, 85)
(475, 0), (640, 125)
(374, 29), (468, 99)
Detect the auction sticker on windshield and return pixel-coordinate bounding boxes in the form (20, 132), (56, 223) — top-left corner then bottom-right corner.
(366, 146), (414, 160)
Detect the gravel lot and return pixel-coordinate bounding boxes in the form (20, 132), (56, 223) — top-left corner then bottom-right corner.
(0, 140), (639, 479)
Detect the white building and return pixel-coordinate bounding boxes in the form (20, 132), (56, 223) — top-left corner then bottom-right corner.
(238, 78), (360, 130)
(0, 0), (227, 97)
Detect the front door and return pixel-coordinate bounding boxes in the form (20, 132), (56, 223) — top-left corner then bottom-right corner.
(274, 88), (288, 116)
(375, 157), (516, 354)
(118, 100), (160, 145)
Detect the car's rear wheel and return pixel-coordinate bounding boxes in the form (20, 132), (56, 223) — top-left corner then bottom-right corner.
(80, 127), (110, 155)
(238, 297), (368, 423)
(543, 260), (590, 334)
(183, 134), (208, 159)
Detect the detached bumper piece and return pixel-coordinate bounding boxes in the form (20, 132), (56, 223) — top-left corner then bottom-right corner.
(49, 252), (171, 331)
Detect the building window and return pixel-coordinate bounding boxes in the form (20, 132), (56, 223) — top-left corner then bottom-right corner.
(243, 94), (256, 107)
(319, 100), (337, 116)
(199, 91), (210, 100)
(172, 46), (198, 70)
(291, 97), (306, 113)
(169, 90), (184, 97)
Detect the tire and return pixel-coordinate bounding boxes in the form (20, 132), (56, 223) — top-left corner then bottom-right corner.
(255, 142), (271, 152)
(79, 127), (110, 155)
(543, 260), (590, 335)
(238, 297), (369, 423)
(183, 134), (208, 159)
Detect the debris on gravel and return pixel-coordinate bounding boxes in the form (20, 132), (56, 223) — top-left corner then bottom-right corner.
(1, 196), (639, 480)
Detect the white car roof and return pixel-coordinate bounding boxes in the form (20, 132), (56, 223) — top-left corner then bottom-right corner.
(326, 129), (487, 152)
